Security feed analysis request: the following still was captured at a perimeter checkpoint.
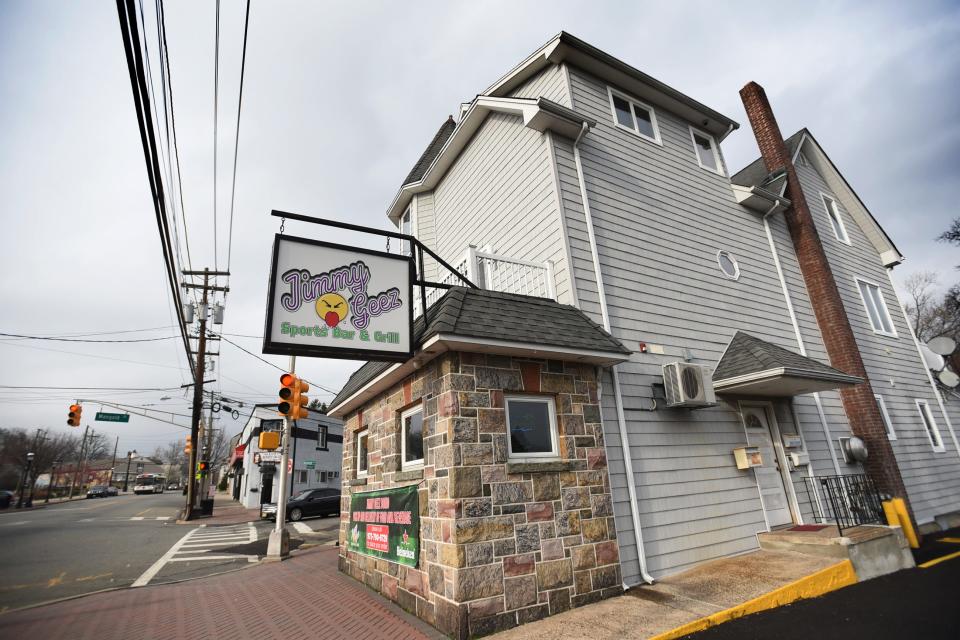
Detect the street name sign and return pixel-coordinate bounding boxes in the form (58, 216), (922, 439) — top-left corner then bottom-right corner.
(263, 234), (414, 361)
(95, 412), (130, 423)
(305, 460), (316, 469)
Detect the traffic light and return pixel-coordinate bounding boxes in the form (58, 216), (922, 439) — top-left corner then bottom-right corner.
(67, 403), (82, 427)
(198, 460), (208, 476)
(184, 439), (192, 455)
(278, 373), (310, 419)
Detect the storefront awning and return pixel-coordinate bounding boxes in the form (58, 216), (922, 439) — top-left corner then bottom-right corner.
(713, 331), (863, 397)
(229, 444), (246, 467)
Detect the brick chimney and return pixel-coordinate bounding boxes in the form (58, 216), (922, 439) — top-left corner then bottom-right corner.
(740, 82), (912, 512)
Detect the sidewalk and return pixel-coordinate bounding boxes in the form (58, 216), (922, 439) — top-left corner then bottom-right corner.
(177, 495), (260, 526)
(0, 546), (445, 640)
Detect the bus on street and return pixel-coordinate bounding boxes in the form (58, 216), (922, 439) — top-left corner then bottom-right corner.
(133, 474), (167, 495)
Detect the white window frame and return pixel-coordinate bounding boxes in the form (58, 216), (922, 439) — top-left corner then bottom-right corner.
(606, 86), (662, 145)
(855, 277), (898, 337)
(398, 206), (412, 255)
(875, 394), (896, 440)
(505, 394), (560, 461)
(356, 429), (369, 477)
(688, 126), (725, 175)
(915, 399), (945, 452)
(716, 250), (741, 281)
(295, 470), (308, 484)
(400, 405), (425, 469)
(820, 193), (851, 244)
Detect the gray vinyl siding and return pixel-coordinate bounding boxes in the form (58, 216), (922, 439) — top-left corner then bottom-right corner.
(430, 110), (573, 305)
(415, 192), (438, 280)
(794, 159), (960, 524)
(566, 66), (820, 581)
(508, 64), (571, 106)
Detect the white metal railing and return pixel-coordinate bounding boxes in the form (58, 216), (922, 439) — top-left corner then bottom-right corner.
(414, 246), (555, 318)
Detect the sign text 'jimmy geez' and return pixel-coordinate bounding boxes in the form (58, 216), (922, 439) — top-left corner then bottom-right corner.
(263, 234), (414, 361)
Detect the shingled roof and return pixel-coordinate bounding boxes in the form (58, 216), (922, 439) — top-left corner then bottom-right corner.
(713, 331), (862, 396)
(330, 287), (630, 411)
(730, 130), (805, 195)
(402, 116), (457, 187)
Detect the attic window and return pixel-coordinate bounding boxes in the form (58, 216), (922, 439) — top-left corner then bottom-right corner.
(608, 88), (661, 144)
(820, 194), (850, 244)
(398, 206), (412, 255)
(690, 127), (723, 174)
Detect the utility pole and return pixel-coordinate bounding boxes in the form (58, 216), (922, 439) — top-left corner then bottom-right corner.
(68, 425), (90, 500)
(110, 436), (118, 487)
(182, 268), (228, 519)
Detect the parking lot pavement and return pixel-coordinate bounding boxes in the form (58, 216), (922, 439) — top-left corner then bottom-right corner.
(680, 553), (960, 639)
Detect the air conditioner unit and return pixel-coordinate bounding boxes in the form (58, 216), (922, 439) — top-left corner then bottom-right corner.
(662, 362), (717, 408)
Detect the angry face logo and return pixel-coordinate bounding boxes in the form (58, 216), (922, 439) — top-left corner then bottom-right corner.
(316, 293), (348, 328)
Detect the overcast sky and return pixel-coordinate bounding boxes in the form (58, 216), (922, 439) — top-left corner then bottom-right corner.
(1, 1), (958, 456)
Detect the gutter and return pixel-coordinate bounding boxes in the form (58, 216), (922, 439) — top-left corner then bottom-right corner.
(572, 122), (654, 585)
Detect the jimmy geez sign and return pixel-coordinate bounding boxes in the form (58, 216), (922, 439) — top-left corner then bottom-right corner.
(347, 485), (419, 567)
(263, 234), (414, 360)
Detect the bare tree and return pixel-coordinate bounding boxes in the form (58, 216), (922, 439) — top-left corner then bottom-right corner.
(903, 271), (960, 343)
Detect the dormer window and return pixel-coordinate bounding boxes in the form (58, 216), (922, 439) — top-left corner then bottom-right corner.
(689, 127), (724, 175)
(820, 194), (850, 244)
(607, 87), (661, 144)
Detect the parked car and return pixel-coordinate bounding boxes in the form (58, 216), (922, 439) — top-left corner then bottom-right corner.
(106, 486), (119, 496)
(86, 485), (110, 499)
(260, 488), (341, 522)
(0, 490), (14, 509)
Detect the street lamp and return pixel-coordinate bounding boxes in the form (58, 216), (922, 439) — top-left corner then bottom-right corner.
(46, 459), (62, 504)
(123, 450), (137, 492)
(16, 452), (35, 509)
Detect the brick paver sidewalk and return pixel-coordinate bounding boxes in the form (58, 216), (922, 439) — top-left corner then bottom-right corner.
(0, 547), (445, 640)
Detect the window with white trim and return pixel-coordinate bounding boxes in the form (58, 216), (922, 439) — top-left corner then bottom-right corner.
(505, 395), (559, 460)
(717, 250), (740, 280)
(856, 279), (897, 336)
(356, 429), (369, 476)
(399, 206), (412, 255)
(295, 470), (308, 484)
(916, 399), (945, 452)
(689, 127), (723, 174)
(607, 88), (661, 143)
(875, 394), (896, 440)
(401, 406), (424, 468)
(821, 194), (850, 244)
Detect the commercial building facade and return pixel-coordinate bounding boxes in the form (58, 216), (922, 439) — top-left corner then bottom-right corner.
(330, 32), (960, 636)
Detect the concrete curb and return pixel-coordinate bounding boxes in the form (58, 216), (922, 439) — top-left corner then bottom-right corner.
(647, 560), (858, 640)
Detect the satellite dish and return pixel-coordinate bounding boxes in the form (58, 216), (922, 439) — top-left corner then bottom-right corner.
(920, 343), (946, 372)
(928, 336), (957, 357)
(938, 369), (960, 389)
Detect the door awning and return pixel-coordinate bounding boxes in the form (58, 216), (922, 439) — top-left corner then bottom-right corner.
(713, 331), (863, 397)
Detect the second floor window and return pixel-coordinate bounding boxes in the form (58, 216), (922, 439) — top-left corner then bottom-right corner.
(608, 88), (660, 143)
(916, 400), (945, 452)
(689, 127), (723, 174)
(317, 425), (328, 450)
(875, 394), (896, 440)
(821, 194), (850, 244)
(399, 207), (412, 255)
(401, 406), (424, 467)
(856, 278), (897, 337)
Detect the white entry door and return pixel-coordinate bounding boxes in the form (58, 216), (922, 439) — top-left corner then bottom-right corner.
(741, 404), (793, 528)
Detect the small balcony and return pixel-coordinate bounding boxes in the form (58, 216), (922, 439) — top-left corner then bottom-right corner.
(416, 246), (555, 317)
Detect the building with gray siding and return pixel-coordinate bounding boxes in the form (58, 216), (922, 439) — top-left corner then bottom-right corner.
(358, 32), (959, 588)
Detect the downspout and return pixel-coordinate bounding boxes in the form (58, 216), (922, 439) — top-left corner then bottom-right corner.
(762, 200), (843, 476)
(573, 122), (655, 585)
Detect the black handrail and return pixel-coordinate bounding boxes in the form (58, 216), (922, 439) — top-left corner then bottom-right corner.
(802, 473), (885, 535)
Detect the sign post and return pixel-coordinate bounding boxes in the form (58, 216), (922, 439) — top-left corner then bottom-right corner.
(267, 354), (296, 561)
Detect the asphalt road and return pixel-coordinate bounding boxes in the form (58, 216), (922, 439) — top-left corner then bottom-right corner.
(683, 551), (960, 639)
(0, 492), (186, 612)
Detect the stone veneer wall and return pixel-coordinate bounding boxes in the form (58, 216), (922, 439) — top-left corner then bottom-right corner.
(338, 352), (622, 639)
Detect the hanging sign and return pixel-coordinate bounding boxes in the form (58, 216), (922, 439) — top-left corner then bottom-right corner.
(263, 234), (414, 361)
(347, 485), (419, 567)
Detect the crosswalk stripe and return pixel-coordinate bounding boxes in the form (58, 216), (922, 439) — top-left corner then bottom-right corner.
(167, 555), (258, 562)
(130, 517), (144, 521)
(291, 522), (313, 534)
(155, 516), (171, 521)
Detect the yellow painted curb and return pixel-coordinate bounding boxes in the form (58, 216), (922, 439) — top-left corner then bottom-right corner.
(918, 549), (960, 569)
(647, 560), (858, 640)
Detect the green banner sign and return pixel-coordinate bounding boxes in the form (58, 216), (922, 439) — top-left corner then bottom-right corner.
(304, 460), (316, 469)
(347, 484), (419, 567)
(95, 412), (130, 423)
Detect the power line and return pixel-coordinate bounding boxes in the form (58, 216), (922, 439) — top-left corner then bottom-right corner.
(0, 339), (190, 371)
(0, 385), (182, 391)
(215, 333), (338, 396)
(0, 332), (178, 343)
(213, 0), (221, 270)
(226, 0), (251, 274)
(0, 325), (175, 340)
